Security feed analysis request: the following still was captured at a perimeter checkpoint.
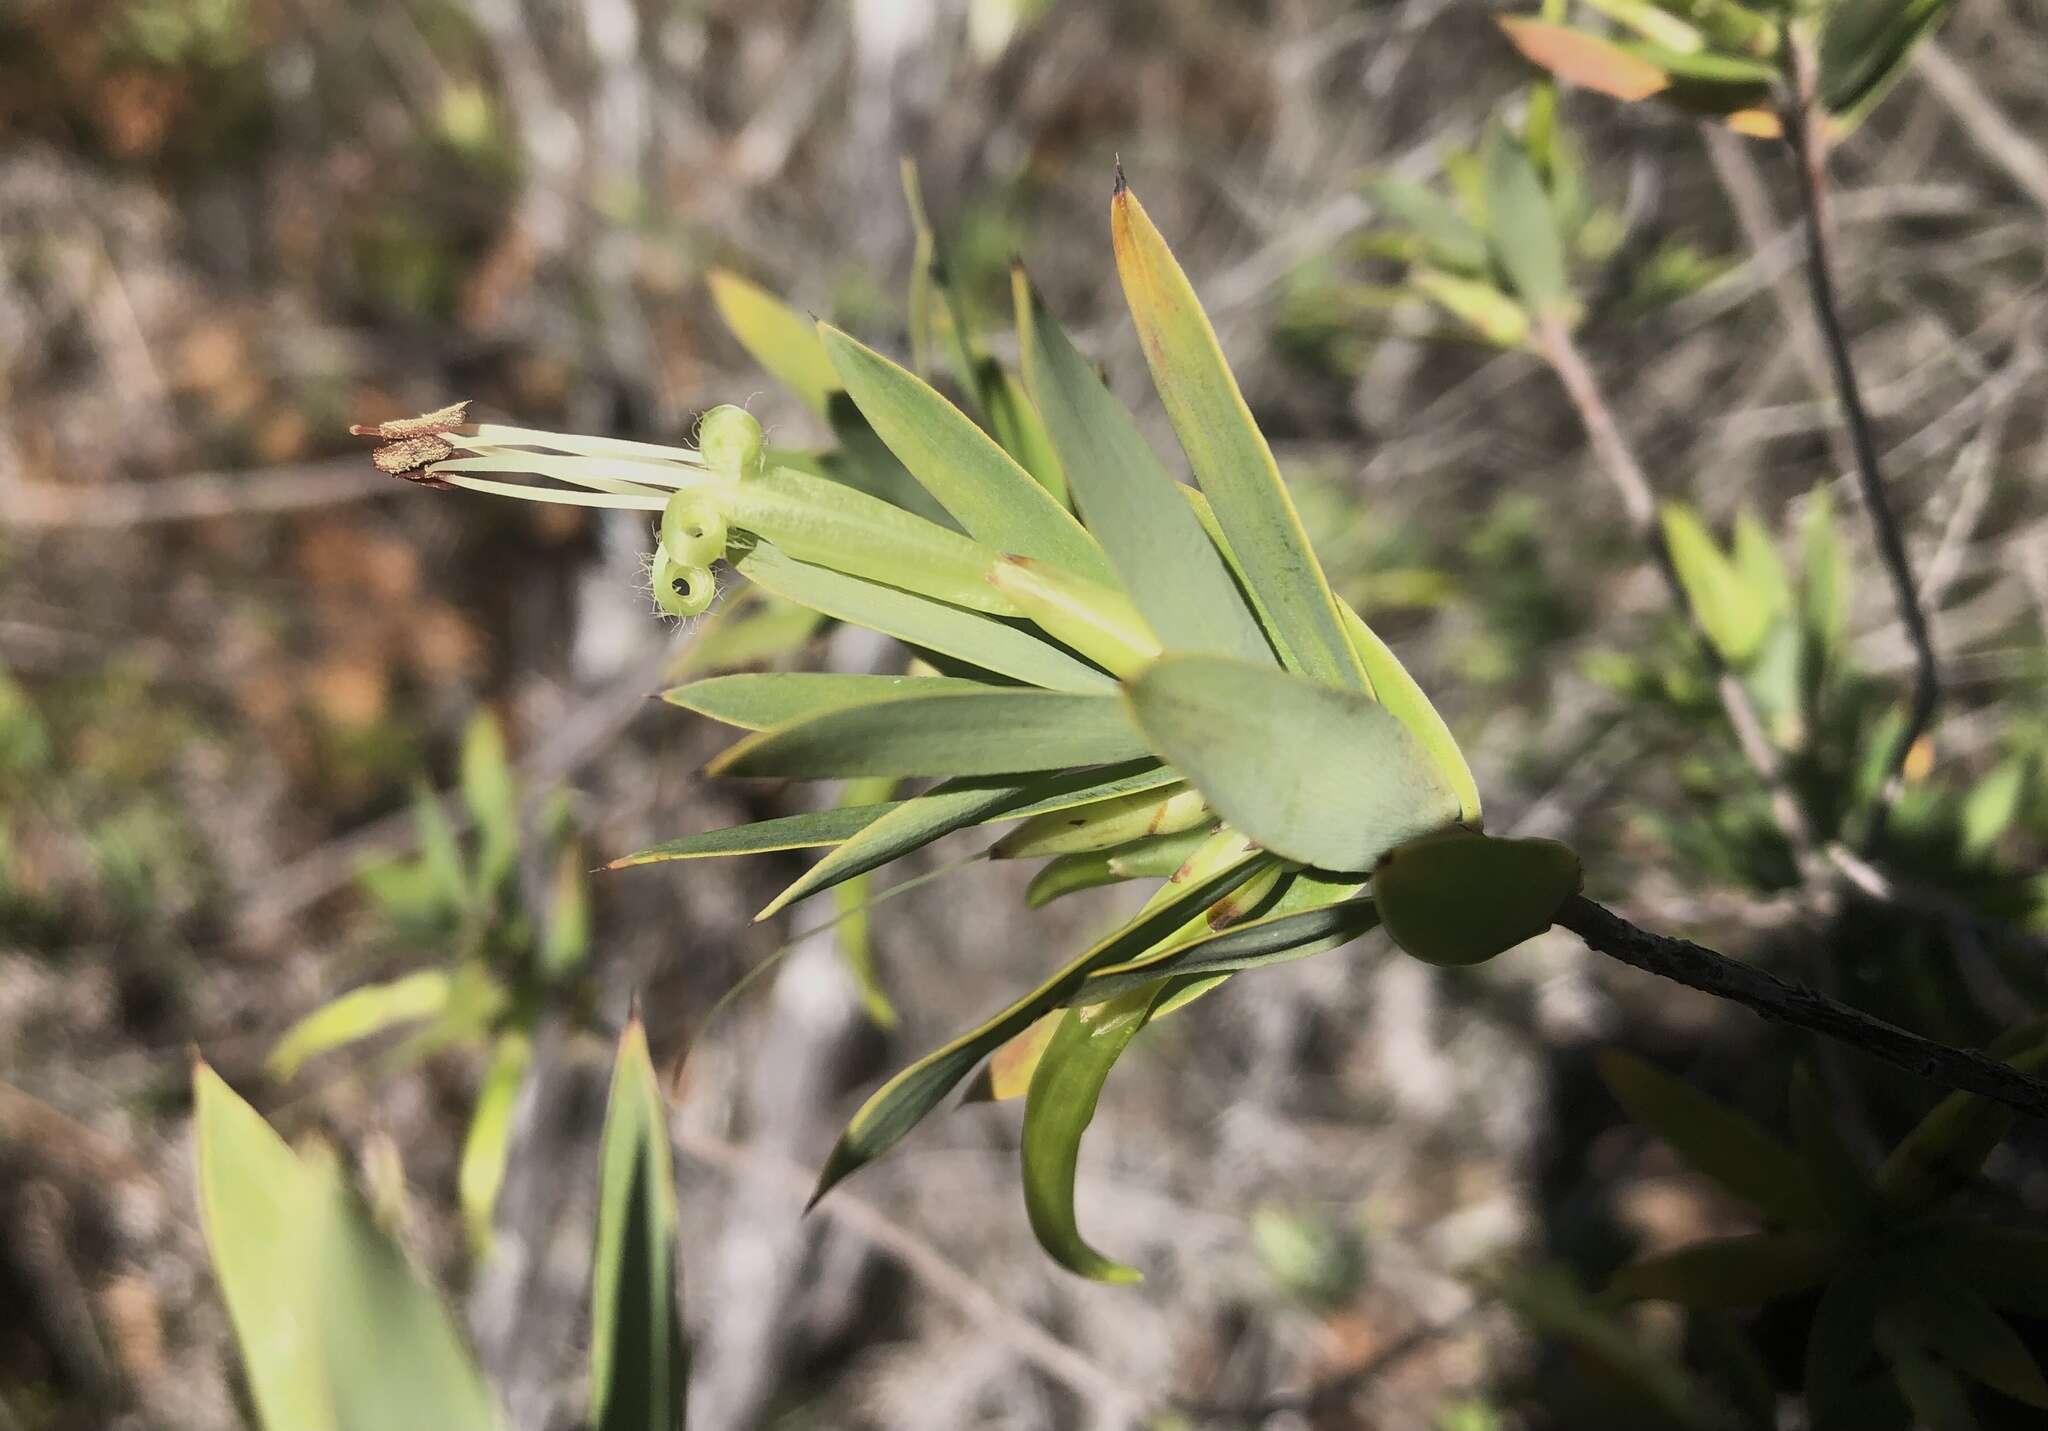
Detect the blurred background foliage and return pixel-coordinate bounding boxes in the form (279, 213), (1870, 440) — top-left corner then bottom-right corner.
(2, 0), (2046, 1428)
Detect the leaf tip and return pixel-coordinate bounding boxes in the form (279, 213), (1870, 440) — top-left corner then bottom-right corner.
(1111, 155), (1127, 199)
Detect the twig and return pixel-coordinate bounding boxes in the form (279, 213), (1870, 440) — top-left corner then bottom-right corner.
(1531, 313), (1825, 875)
(673, 1124), (1143, 1420)
(1556, 895), (2048, 1120)
(1913, 39), (2048, 215)
(1782, 45), (1940, 845)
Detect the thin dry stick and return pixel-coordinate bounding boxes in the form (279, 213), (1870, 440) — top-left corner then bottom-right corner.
(0, 459), (392, 531)
(1783, 46), (1940, 845)
(673, 1123), (1142, 1419)
(1532, 313), (1826, 876)
(1557, 895), (2048, 1120)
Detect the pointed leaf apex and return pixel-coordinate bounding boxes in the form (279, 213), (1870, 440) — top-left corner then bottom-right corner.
(1112, 158), (1127, 198)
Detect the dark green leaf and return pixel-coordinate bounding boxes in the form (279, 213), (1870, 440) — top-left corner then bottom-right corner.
(1074, 895), (1380, 1005)
(1597, 1050), (1822, 1226)
(663, 672), (990, 731)
(609, 803), (901, 868)
(1819, 0), (1957, 117)
(1021, 986), (1162, 1282)
(1608, 1233), (1835, 1306)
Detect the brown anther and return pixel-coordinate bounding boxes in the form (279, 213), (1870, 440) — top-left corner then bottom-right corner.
(368, 434), (456, 485)
(349, 400), (471, 442)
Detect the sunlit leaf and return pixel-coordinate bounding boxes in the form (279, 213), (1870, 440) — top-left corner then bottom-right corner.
(820, 325), (1110, 582)
(1075, 894), (1379, 1005)
(193, 1064), (335, 1431)
(663, 672), (990, 731)
(1339, 601), (1481, 824)
(1959, 757), (2029, 860)
(1731, 507), (1792, 622)
(1022, 985), (1161, 1282)
(736, 543), (1112, 693)
(1662, 503), (1773, 665)
(962, 1010), (1064, 1104)
(609, 802), (902, 868)
(1014, 267), (1272, 665)
(1878, 1032), (2048, 1216)
(707, 269), (840, 415)
(1608, 1233), (1835, 1306)
(1111, 180), (1367, 690)
(267, 971), (454, 1081)
(1496, 19), (1673, 101)
(808, 852), (1268, 1205)
(459, 1031), (531, 1258)
(670, 591), (824, 679)
(979, 360), (1068, 503)
(724, 467), (1016, 615)
(707, 689), (1147, 780)
(312, 1163), (497, 1431)
(987, 556), (1162, 678)
(1575, 0), (1707, 54)
(1023, 827), (1214, 909)
(1411, 269), (1530, 348)
(1596, 1050), (1823, 1226)
(462, 712), (520, 897)
(590, 1020), (683, 1431)
(1126, 654), (1459, 870)
(992, 781), (1207, 859)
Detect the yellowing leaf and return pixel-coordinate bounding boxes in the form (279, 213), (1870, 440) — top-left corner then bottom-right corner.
(1498, 19), (1672, 102)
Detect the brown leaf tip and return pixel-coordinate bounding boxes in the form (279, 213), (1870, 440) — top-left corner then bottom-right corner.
(1112, 156), (1127, 198)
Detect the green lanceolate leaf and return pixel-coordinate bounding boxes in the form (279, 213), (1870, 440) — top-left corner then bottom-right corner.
(1661, 503), (1773, 665)
(1608, 1233), (1835, 1306)
(736, 543), (1112, 693)
(462, 712), (520, 898)
(808, 853), (1269, 1205)
(1410, 268), (1530, 348)
(610, 802), (901, 868)
(664, 672), (991, 731)
(1482, 128), (1569, 314)
(1596, 1050), (1823, 1227)
(993, 781), (1207, 858)
(1892, 1275), (2048, 1409)
(1110, 180), (1366, 691)
(193, 1065), (335, 1431)
(312, 1164), (497, 1431)
(987, 556), (1162, 678)
(1575, 0), (1708, 54)
(1731, 508), (1792, 621)
(1126, 654), (1460, 871)
(707, 689), (1147, 780)
(723, 467), (1014, 615)
(1372, 829), (1580, 967)
(1022, 985), (1163, 1282)
(819, 325), (1110, 582)
(590, 1020), (684, 1431)
(1819, 0), (1957, 117)
(267, 970), (454, 1081)
(459, 1030), (531, 1258)
(1013, 268), (1272, 666)
(1338, 602), (1481, 824)
(1802, 485), (1851, 663)
(1075, 895), (1380, 1005)
(979, 359), (1067, 503)
(1791, 1062), (1877, 1237)
(754, 761), (1175, 920)
(1365, 178), (1490, 274)
(707, 269), (841, 415)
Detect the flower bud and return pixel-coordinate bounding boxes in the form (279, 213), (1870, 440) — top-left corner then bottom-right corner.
(660, 490), (729, 567)
(697, 404), (764, 480)
(653, 550), (716, 617)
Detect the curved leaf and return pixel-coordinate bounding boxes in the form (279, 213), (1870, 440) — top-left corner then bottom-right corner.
(1497, 19), (1674, 101)
(736, 543), (1112, 693)
(1022, 986), (1162, 1282)
(1372, 829), (1579, 966)
(267, 971), (454, 1081)
(708, 690), (1147, 780)
(609, 802), (901, 868)
(993, 781), (1207, 859)
(807, 850), (1269, 1205)
(1075, 894), (1380, 1005)
(1820, 0), (1957, 117)
(1878, 1032), (2048, 1216)
(1893, 1275), (2048, 1409)
(1339, 601), (1480, 824)
(1111, 180), (1366, 691)
(1023, 827), (1214, 909)
(987, 556), (1162, 678)
(1126, 654), (1459, 870)
(819, 325), (1110, 582)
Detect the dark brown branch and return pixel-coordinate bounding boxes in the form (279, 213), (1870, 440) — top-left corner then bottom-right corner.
(1556, 895), (2048, 1121)
(1782, 47), (1940, 845)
